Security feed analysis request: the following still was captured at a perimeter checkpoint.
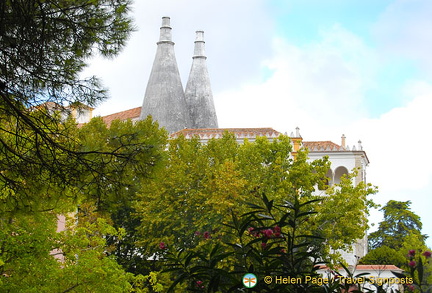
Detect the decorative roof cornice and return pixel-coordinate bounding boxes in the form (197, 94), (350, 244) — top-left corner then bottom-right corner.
(171, 128), (281, 139)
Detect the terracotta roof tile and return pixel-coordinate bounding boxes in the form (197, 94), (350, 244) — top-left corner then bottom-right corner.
(31, 101), (63, 111)
(318, 265), (402, 271)
(355, 265), (402, 271)
(303, 141), (343, 151)
(101, 106), (141, 126)
(171, 128), (281, 139)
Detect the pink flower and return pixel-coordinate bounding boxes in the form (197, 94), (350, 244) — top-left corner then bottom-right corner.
(273, 226), (282, 237)
(196, 281), (204, 289)
(248, 227), (260, 238)
(408, 249), (416, 257)
(194, 231), (201, 236)
(261, 242), (267, 249)
(422, 251), (432, 258)
(159, 242), (167, 250)
(263, 229), (273, 238)
(203, 231), (211, 239)
(408, 260), (416, 267)
(407, 284), (415, 292)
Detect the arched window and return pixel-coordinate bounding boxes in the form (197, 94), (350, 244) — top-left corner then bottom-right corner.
(334, 166), (349, 184)
(325, 169), (334, 186)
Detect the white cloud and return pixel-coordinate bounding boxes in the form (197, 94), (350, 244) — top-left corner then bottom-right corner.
(213, 21), (432, 245)
(352, 81), (432, 192)
(217, 24), (376, 138)
(373, 0), (432, 75)
(348, 80), (432, 246)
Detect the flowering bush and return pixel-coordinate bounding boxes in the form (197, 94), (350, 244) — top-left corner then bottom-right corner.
(158, 193), (326, 292)
(156, 192), (396, 292)
(393, 249), (432, 293)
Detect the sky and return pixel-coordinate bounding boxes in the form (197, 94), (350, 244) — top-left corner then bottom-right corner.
(82, 0), (432, 248)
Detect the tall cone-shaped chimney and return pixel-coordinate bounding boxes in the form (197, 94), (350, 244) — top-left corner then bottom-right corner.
(185, 31), (218, 128)
(139, 17), (192, 132)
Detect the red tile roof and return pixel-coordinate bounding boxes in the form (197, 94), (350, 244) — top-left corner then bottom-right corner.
(171, 128), (281, 139)
(98, 108), (365, 155)
(101, 106), (141, 126)
(355, 265), (402, 271)
(318, 265), (402, 271)
(303, 141), (343, 151)
(31, 101), (64, 112)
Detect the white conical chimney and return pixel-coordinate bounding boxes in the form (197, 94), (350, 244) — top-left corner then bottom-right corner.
(185, 31), (218, 129)
(139, 17), (192, 132)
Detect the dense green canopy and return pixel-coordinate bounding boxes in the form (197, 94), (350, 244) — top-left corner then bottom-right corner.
(0, 0), (133, 213)
(369, 200), (426, 250)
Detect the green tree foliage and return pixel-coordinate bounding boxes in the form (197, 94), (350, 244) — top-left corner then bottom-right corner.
(0, 112), (82, 213)
(368, 200), (427, 250)
(397, 234), (432, 292)
(135, 134), (295, 257)
(0, 205), (134, 292)
(77, 117), (167, 274)
(76, 117), (168, 210)
(161, 194), (325, 292)
(359, 246), (406, 266)
(0, 0), (133, 212)
(0, 211), (61, 291)
(0, 116), (167, 292)
(134, 133), (377, 268)
(159, 193), (383, 293)
(362, 200), (432, 292)
(315, 172), (378, 259)
(135, 134), (246, 255)
(56, 203), (134, 293)
(1, 0), (132, 106)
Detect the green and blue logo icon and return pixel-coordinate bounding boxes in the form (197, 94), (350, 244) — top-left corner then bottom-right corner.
(243, 273), (257, 288)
